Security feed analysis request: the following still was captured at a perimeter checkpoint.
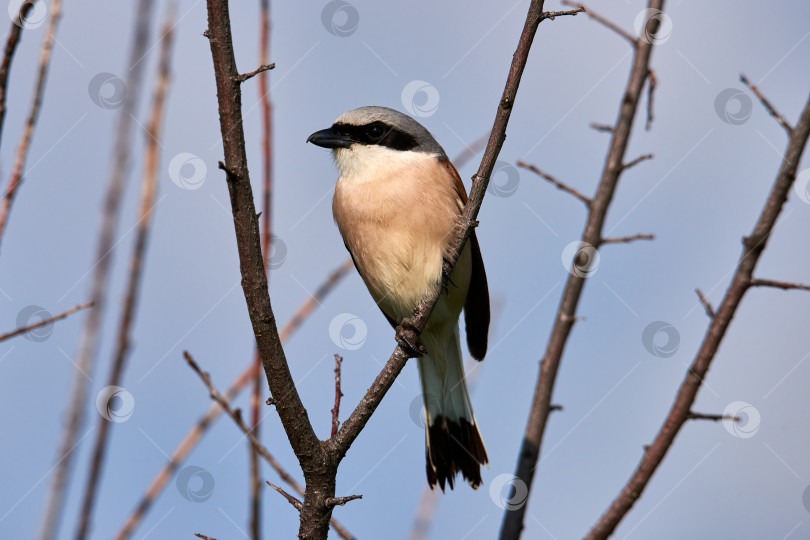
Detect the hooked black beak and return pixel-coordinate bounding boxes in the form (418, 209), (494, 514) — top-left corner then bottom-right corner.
(307, 127), (353, 149)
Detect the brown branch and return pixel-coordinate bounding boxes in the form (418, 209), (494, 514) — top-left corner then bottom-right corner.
(208, 0), (555, 536)
(0, 302), (93, 343)
(41, 3), (156, 538)
(694, 288), (715, 318)
(114, 259), (353, 540)
(0, 1), (34, 151)
(75, 9), (175, 539)
(500, 2), (665, 538)
(586, 83), (810, 540)
(749, 278), (810, 292)
(330, 354), (343, 439)
(326, 495), (362, 507)
(646, 69), (657, 130)
(621, 153), (654, 171)
(235, 62), (275, 83)
(740, 74), (793, 134)
(267, 482), (303, 511)
(249, 3), (273, 537)
(600, 233), (655, 245)
(590, 122), (613, 133)
(195, 534), (218, 540)
(517, 160), (592, 207)
(562, 0), (638, 46)
(687, 411), (739, 422)
(0, 0), (62, 251)
(542, 8), (584, 20)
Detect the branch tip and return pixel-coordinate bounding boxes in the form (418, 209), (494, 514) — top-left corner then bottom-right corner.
(517, 160), (592, 206)
(267, 482), (303, 511)
(326, 494), (362, 507)
(740, 73), (793, 134)
(235, 63), (275, 83)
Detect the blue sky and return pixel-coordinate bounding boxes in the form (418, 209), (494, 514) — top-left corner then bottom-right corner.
(1, 1), (809, 539)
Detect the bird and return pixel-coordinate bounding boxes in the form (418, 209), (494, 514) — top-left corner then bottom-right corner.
(307, 106), (490, 490)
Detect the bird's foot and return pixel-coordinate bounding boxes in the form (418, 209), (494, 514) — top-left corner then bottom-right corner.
(396, 318), (427, 357)
(441, 256), (457, 295)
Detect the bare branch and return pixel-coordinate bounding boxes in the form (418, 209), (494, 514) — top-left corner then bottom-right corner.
(621, 153), (654, 171)
(600, 233), (655, 245)
(740, 74), (793, 134)
(0, 0), (63, 250)
(587, 78), (810, 540)
(41, 3), (156, 538)
(194, 534), (217, 540)
(0, 1), (34, 151)
(331, 354), (343, 439)
(501, 2), (666, 537)
(562, 0), (638, 46)
(517, 160), (592, 206)
(749, 278), (810, 292)
(590, 122), (613, 133)
(646, 69), (657, 130)
(326, 495), (362, 507)
(542, 7), (585, 20)
(76, 8), (175, 539)
(687, 411), (739, 422)
(267, 482), (303, 511)
(694, 288), (715, 318)
(115, 259), (353, 540)
(0, 302), (93, 343)
(235, 62), (275, 83)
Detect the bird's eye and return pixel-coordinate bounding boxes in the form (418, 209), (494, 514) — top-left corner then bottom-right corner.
(365, 123), (385, 140)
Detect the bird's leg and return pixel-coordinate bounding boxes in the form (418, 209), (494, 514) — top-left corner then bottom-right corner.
(441, 256), (457, 296)
(396, 317), (427, 357)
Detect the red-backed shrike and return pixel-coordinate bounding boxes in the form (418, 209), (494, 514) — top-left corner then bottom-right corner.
(308, 106), (490, 490)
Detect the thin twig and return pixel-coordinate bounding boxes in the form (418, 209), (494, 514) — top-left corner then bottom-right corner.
(115, 259), (353, 540)
(646, 69), (657, 130)
(194, 534), (217, 540)
(40, 3), (156, 539)
(266, 482), (303, 511)
(686, 411), (739, 422)
(0, 1), (34, 151)
(562, 0), (638, 46)
(586, 83), (810, 540)
(600, 233), (655, 245)
(0, 302), (93, 343)
(694, 288), (715, 318)
(326, 495), (362, 507)
(235, 63), (275, 83)
(0, 0), (63, 250)
(331, 354), (343, 439)
(75, 8), (175, 539)
(749, 278), (810, 292)
(500, 3), (665, 538)
(590, 122), (613, 133)
(542, 8), (584, 20)
(740, 74), (793, 134)
(621, 153), (654, 171)
(249, 3), (273, 537)
(517, 160), (592, 207)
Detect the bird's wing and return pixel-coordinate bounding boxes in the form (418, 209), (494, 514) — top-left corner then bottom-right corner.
(440, 159), (490, 361)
